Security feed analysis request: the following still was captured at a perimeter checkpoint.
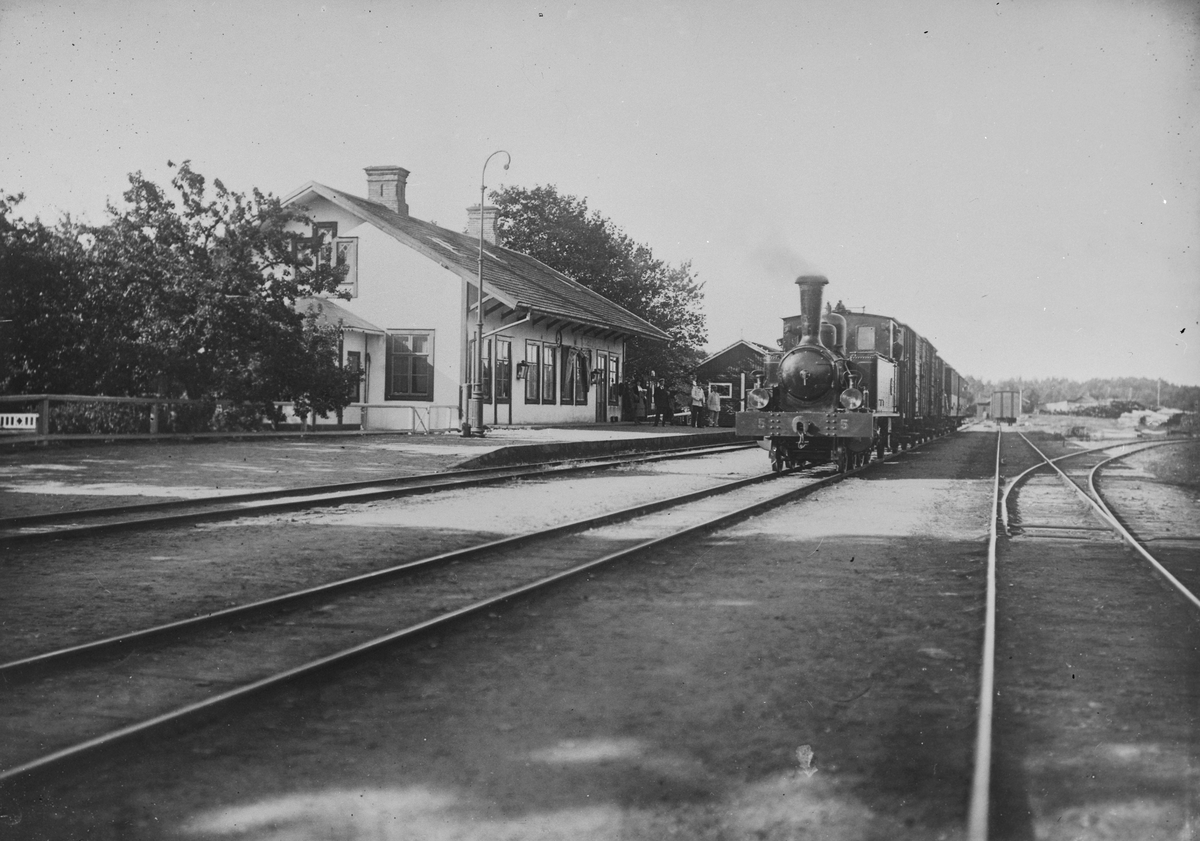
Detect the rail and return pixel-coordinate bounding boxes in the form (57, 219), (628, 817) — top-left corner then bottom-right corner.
(966, 428), (1002, 841)
(0, 448), (878, 784)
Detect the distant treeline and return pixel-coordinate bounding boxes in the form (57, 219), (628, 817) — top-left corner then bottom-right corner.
(962, 376), (1200, 412)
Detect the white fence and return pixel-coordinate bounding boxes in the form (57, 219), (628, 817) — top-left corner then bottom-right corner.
(273, 402), (459, 433)
(0, 394), (461, 438)
(0, 413), (39, 431)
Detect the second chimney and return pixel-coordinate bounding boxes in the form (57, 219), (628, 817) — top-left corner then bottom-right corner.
(364, 166), (409, 216)
(467, 205), (499, 246)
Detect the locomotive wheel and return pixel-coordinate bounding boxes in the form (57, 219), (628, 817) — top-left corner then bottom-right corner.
(835, 447), (849, 473)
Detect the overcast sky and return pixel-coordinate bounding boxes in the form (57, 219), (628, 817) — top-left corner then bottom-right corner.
(3, 0), (1197, 385)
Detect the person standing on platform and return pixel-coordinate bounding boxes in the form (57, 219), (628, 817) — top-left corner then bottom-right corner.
(707, 384), (722, 427)
(690, 380), (704, 427)
(620, 378), (633, 422)
(654, 379), (672, 426)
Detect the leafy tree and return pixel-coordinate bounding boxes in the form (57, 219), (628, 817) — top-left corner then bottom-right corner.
(490, 184), (706, 392)
(1, 163), (359, 419)
(0, 194), (95, 393)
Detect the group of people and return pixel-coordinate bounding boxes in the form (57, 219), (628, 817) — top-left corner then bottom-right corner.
(620, 378), (676, 426)
(619, 376), (728, 428)
(689, 381), (725, 428)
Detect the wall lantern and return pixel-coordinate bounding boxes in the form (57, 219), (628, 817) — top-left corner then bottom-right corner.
(590, 367), (604, 384)
(515, 361), (530, 380)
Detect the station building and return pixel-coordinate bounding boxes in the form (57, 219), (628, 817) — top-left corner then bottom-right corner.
(282, 166), (668, 431)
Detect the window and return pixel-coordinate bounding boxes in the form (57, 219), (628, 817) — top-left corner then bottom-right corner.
(469, 338), (493, 403)
(385, 331), (434, 401)
(483, 339), (493, 403)
(495, 340), (511, 402)
(299, 223), (358, 297)
(540, 342), (557, 404)
(710, 382), (733, 399)
(314, 222), (337, 268)
(561, 347), (591, 405)
(524, 341), (541, 403)
(573, 349), (590, 404)
(608, 355), (620, 406)
(856, 325), (876, 353)
(335, 238), (358, 297)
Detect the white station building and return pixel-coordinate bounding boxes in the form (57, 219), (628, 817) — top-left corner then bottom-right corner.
(282, 165), (668, 432)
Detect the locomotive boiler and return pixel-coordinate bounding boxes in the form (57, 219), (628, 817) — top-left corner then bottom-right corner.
(735, 275), (894, 472)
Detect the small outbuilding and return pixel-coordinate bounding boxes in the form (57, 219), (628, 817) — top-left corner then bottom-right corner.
(283, 166), (668, 431)
(692, 339), (776, 417)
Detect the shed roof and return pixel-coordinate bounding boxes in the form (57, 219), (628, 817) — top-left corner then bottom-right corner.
(295, 296), (385, 334)
(698, 339), (776, 366)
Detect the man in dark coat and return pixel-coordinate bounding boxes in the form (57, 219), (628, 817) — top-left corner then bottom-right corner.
(653, 379), (673, 426)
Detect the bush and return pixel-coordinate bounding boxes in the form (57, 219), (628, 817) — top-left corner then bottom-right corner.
(213, 402), (270, 432)
(163, 400), (216, 433)
(49, 401), (149, 434)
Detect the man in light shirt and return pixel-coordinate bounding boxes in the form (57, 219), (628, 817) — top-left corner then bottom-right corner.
(706, 384), (722, 427)
(690, 381), (704, 427)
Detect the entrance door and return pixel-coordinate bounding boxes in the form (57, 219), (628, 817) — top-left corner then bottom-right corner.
(594, 351), (608, 422)
(493, 339), (512, 425)
(346, 351), (363, 402)
(607, 354), (620, 422)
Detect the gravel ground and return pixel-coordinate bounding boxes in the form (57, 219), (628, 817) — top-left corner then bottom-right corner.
(990, 432), (1200, 841)
(0, 449), (764, 662)
(0, 426), (713, 519)
(1125, 438), (1200, 491)
(2, 430), (1000, 840)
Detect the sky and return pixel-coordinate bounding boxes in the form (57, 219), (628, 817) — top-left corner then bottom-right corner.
(2, 0), (1198, 386)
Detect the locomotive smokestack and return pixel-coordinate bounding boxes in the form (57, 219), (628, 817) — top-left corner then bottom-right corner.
(795, 275), (828, 347)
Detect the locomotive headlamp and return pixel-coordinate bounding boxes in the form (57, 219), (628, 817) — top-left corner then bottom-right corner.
(838, 387), (864, 410)
(747, 388), (773, 410)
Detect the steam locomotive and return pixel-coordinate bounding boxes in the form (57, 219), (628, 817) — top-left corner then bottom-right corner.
(734, 275), (971, 472)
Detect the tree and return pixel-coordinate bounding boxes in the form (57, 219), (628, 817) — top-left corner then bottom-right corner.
(0, 193), (96, 393)
(0, 163), (359, 419)
(963, 374), (1200, 413)
(490, 184), (706, 390)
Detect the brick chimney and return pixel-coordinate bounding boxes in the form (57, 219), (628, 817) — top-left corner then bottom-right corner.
(364, 166), (409, 216)
(467, 205), (499, 245)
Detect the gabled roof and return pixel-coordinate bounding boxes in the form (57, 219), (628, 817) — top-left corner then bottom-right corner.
(283, 181), (669, 342)
(295, 296), (385, 334)
(698, 339), (775, 366)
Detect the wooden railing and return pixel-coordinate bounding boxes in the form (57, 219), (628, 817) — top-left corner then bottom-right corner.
(0, 394), (460, 438)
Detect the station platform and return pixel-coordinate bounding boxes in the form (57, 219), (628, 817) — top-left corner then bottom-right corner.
(0, 424), (737, 520)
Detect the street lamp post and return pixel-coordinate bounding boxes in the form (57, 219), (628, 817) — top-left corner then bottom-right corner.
(465, 150), (510, 438)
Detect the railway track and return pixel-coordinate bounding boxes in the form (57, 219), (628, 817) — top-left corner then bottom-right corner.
(1009, 434), (1199, 607)
(967, 432), (1199, 841)
(0, 444), (889, 786)
(0, 440), (752, 545)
